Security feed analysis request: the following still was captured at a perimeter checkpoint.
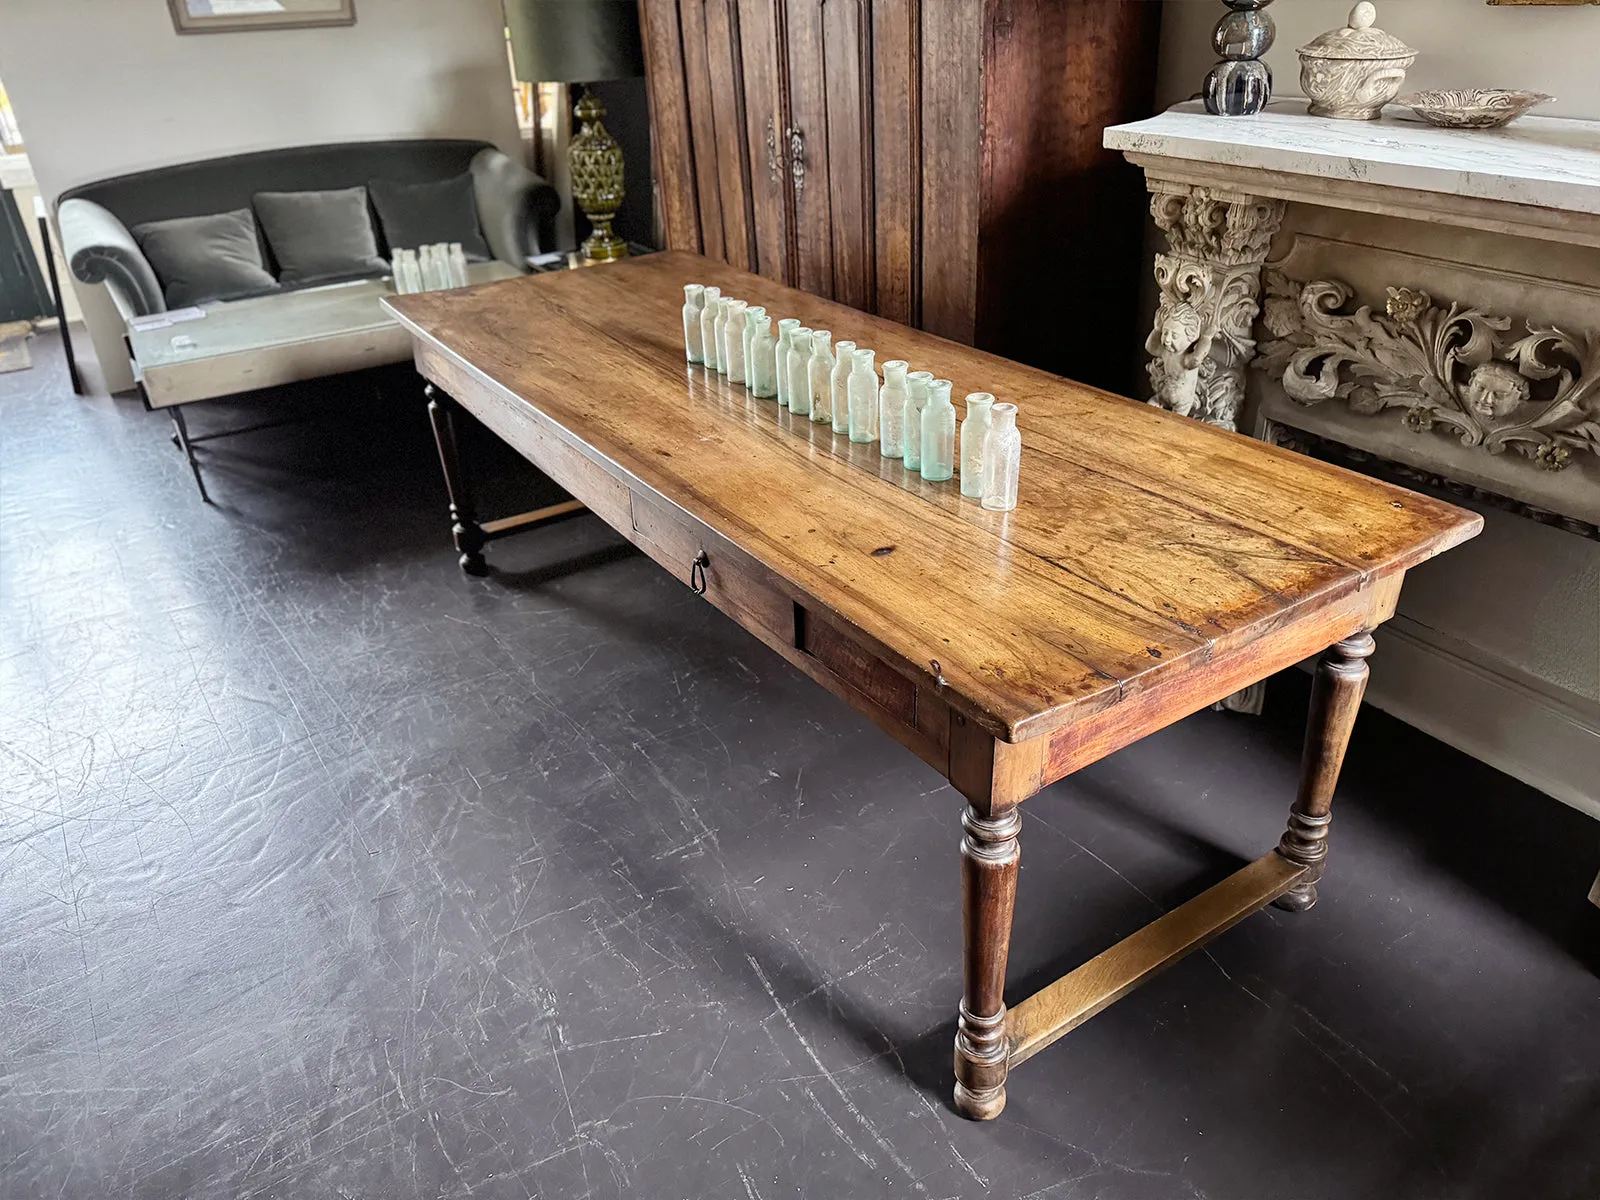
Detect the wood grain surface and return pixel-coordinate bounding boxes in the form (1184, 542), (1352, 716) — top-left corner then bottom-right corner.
(384, 251), (1480, 745)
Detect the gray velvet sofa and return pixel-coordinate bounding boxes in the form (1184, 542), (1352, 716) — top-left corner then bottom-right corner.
(58, 138), (557, 318)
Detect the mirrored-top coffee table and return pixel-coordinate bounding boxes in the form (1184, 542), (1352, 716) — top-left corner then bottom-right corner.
(127, 263), (522, 500)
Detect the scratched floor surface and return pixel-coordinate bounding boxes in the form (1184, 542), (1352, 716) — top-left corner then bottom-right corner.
(2, 331), (1597, 1200)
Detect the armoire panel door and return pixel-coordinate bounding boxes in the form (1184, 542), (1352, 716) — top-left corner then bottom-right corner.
(737, 0), (793, 282)
(676, 0), (729, 260)
(782, 0), (834, 298)
(639, 0), (703, 253)
(699, 0), (756, 271)
(870, 0), (918, 326)
(820, 0), (873, 312)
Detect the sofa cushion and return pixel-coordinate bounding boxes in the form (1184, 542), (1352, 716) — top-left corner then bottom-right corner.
(131, 208), (279, 308)
(253, 186), (387, 285)
(368, 173), (491, 261)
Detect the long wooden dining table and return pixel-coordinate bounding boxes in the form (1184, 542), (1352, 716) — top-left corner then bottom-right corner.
(383, 251), (1481, 1120)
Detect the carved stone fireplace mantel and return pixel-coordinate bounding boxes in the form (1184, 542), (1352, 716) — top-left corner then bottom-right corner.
(1106, 100), (1600, 829)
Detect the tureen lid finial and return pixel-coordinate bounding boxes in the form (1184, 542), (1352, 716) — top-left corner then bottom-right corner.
(1350, 2), (1376, 31)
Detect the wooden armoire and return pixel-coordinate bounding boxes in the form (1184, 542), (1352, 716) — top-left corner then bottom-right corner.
(638, 0), (1162, 393)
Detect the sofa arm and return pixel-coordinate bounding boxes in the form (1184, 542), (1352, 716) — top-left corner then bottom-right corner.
(57, 198), (165, 317)
(470, 147), (560, 267)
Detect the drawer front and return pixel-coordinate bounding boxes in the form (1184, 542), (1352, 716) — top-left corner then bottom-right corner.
(628, 491), (795, 646)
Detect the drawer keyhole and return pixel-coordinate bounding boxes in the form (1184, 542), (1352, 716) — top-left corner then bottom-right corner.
(690, 550), (710, 595)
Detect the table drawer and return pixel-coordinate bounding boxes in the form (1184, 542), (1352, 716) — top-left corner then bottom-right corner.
(629, 491), (795, 646)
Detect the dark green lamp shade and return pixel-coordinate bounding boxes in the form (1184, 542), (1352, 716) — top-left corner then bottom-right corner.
(505, 0), (644, 83)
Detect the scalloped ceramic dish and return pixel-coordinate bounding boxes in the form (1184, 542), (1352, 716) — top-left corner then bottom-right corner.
(1398, 88), (1554, 129)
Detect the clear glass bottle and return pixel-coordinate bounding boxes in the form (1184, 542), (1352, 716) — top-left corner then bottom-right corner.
(830, 341), (855, 434)
(808, 331), (834, 424)
(683, 284), (706, 363)
(714, 297), (735, 375)
(724, 300), (749, 385)
(742, 306), (766, 389)
(848, 349), (878, 444)
(879, 361), (908, 459)
(981, 402), (1021, 511)
(775, 319), (801, 408)
(787, 329), (814, 416)
(699, 288), (722, 371)
(921, 379), (956, 481)
(903, 370), (932, 471)
(448, 242), (468, 288)
(960, 392), (995, 498)
(748, 313), (778, 398)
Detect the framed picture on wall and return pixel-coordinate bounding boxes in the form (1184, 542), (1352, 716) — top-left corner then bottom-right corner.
(168, 0), (356, 35)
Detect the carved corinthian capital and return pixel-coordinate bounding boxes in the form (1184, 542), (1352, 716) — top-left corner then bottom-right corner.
(1145, 184), (1286, 432)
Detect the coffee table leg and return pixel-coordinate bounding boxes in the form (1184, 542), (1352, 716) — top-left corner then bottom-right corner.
(1274, 631), (1375, 912)
(167, 406), (209, 504)
(424, 384), (487, 575)
(954, 801), (1021, 1120)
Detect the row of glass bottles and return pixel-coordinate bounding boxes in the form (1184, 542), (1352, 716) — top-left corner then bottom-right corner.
(392, 243), (469, 294)
(682, 283), (1020, 511)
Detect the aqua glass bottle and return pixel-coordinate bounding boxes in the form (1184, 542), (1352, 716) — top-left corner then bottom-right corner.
(699, 287), (721, 372)
(960, 392), (995, 498)
(742, 306), (766, 390)
(879, 361), (908, 459)
(748, 313), (778, 398)
(830, 341), (855, 434)
(808, 331), (834, 424)
(787, 329), (814, 416)
(981, 402), (1021, 511)
(921, 379), (956, 481)
(903, 370), (932, 471)
(683, 284), (705, 364)
(848, 348), (878, 444)
(775, 319), (801, 408)
(714, 297), (735, 375)
(723, 301), (749, 385)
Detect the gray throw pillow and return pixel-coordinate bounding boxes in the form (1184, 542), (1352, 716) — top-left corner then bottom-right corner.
(369, 173), (492, 262)
(253, 186), (387, 286)
(131, 208), (279, 308)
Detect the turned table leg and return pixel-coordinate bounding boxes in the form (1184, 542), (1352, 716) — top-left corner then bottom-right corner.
(954, 801), (1021, 1120)
(1275, 631), (1375, 912)
(425, 384), (487, 575)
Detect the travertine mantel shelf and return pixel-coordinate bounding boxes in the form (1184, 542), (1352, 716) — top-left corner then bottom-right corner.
(1106, 100), (1600, 245)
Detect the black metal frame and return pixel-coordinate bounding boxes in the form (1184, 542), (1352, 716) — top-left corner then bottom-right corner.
(35, 206), (83, 395)
(424, 382), (587, 573)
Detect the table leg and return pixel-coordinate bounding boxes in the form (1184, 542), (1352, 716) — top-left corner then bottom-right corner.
(1274, 631), (1375, 912)
(954, 801), (1021, 1120)
(424, 384), (487, 575)
(167, 406), (210, 504)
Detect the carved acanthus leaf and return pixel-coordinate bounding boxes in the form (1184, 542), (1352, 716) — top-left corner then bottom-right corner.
(1256, 270), (1600, 471)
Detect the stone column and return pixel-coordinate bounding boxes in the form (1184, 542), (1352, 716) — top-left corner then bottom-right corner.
(1145, 183), (1286, 432)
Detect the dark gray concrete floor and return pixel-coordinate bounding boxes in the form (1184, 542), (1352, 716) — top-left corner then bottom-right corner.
(2, 331), (1596, 1200)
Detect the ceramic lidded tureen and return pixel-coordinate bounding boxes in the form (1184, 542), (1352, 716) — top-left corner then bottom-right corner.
(1297, 2), (1417, 120)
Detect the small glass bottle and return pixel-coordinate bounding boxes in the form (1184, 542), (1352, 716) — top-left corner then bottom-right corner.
(960, 393), (995, 498)
(448, 242), (468, 288)
(683, 284), (706, 364)
(879, 361), (910, 459)
(775, 319), (801, 407)
(742, 306), (766, 389)
(982, 402), (1021, 511)
(920, 379), (956, 481)
(748, 313), (778, 398)
(714, 297), (735, 375)
(724, 300), (749, 385)
(427, 243), (448, 290)
(830, 341), (856, 435)
(699, 288), (722, 371)
(848, 348), (878, 444)
(903, 370), (932, 471)
(808, 331), (834, 424)
(787, 329), (814, 416)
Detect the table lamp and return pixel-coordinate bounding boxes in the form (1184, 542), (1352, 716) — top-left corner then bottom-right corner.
(506, 0), (644, 262)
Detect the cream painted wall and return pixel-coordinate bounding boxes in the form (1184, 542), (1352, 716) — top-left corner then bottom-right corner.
(1157, 0), (1600, 119)
(0, 0), (521, 392)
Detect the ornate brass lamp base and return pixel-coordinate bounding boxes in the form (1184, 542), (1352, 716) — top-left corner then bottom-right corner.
(570, 87), (628, 263)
